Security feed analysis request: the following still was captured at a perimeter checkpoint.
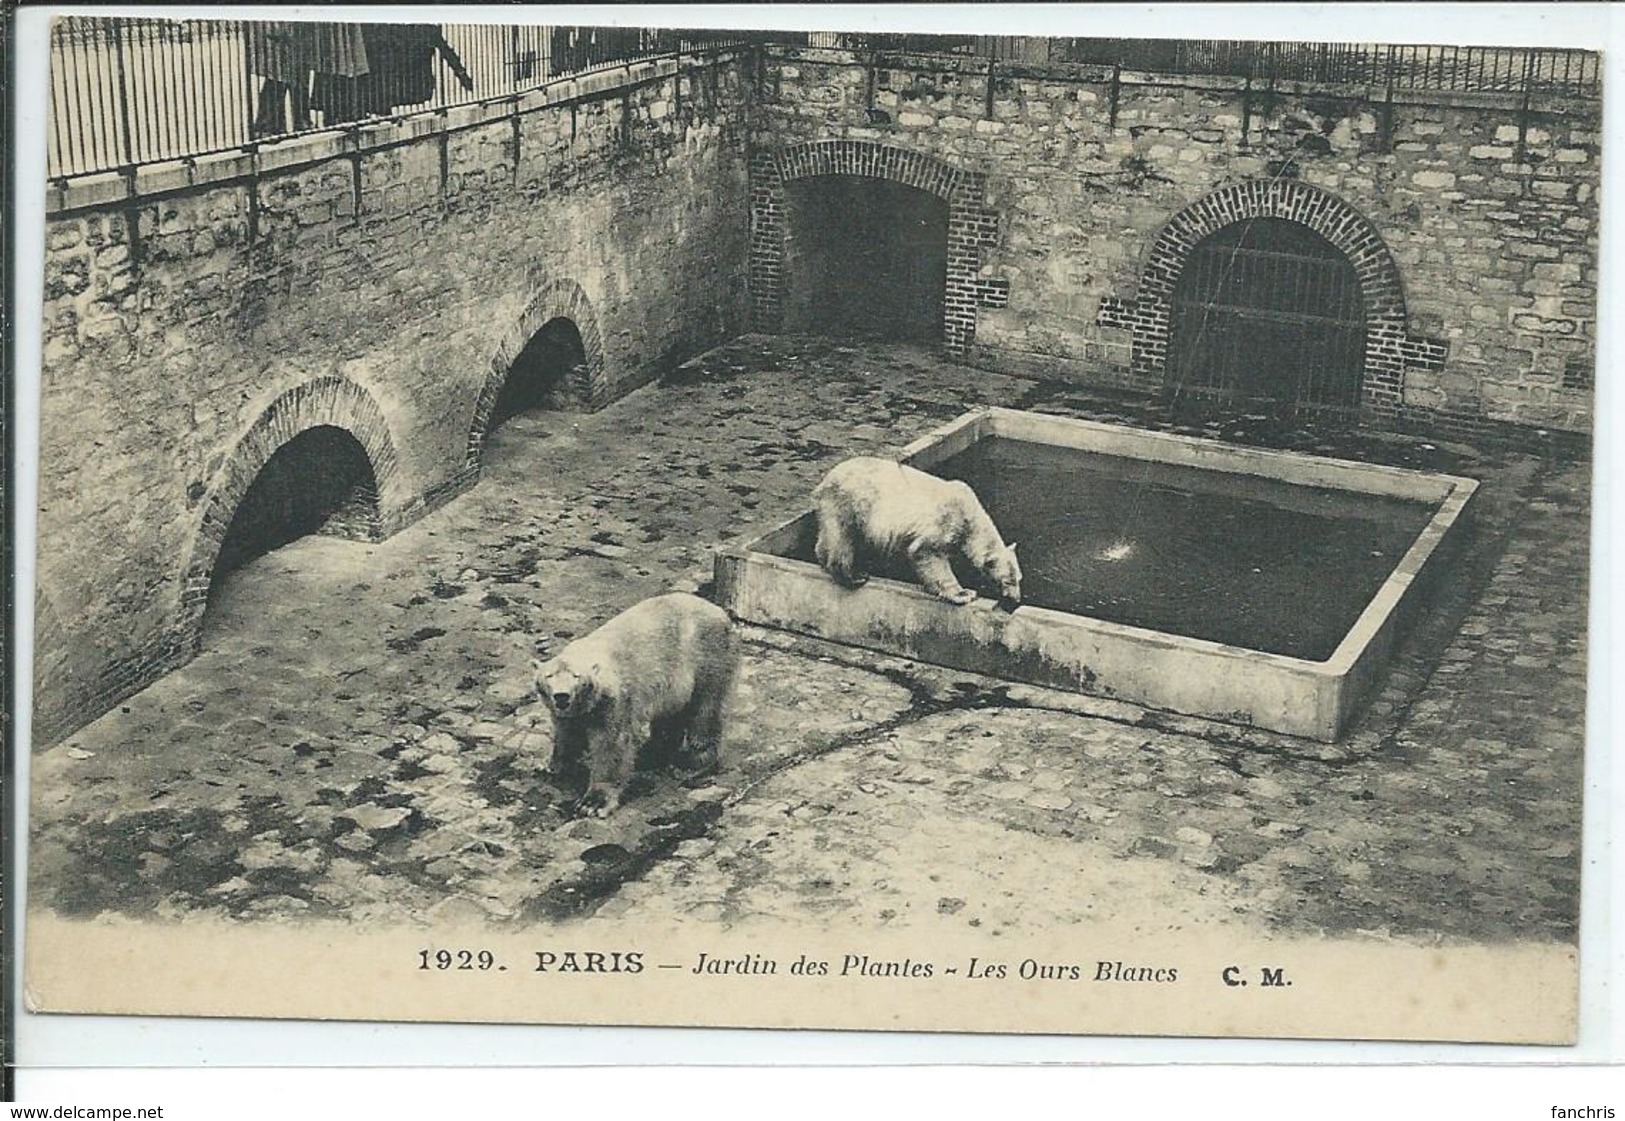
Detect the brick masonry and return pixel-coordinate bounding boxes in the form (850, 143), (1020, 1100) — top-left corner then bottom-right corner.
(749, 138), (1004, 354)
(1109, 177), (1449, 415)
(175, 375), (402, 651)
(35, 55), (754, 743)
(466, 277), (607, 472)
(751, 47), (1598, 431)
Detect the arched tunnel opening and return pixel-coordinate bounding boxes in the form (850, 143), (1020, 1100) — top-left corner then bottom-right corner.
(490, 316), (588, 432)
(204, 425), (380, 622)
(782, 175), (948, 342)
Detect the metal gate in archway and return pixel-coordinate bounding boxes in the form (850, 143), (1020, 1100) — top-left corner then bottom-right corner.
(1167, 217), (1367, 413)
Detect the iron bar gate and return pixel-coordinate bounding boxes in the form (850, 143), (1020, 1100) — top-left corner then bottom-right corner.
(1167, 218), (1367, 414)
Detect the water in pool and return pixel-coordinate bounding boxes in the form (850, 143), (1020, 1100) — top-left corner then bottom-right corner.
(817, 437), (1438, 662)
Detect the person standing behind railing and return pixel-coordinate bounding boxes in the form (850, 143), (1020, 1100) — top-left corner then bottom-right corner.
(376, 24), (475, 110)
(247, 20), (370, 136)
(312, 24), (474, 123)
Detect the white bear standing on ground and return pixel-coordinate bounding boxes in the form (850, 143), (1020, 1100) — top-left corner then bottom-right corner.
(534, 593), (739, 815)
(813, 456), (1021, 607)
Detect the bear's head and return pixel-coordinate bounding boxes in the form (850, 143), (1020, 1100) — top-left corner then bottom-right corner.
(534, 657), (602, 718)
(983, 542), (1022, 606)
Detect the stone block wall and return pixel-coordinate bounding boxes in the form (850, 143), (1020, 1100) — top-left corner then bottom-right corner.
(750, 48), (1599, 435)
(35, 53), (753, 743)
(33, 41), (1602, 743)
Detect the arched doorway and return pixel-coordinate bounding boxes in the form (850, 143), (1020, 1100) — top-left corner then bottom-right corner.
(467, 280), (606, 474)
(1110, 180), (1443, 416)
(206, 425), (380, 617)
(782, 176), (949, 341)
(749, 140), (1000, 354)
(1167, 218), (1366, 411)
(489, 316), (587, 432)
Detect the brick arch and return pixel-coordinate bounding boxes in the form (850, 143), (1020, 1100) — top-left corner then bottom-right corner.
(466, 279), (606, 470)
(749, 140), (1006, 355)
(175, 376), (402, 651)
(1101, 180), (1446, 413)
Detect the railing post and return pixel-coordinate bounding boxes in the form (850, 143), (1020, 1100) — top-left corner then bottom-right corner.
(1516, 49), (1536, 165)
(1108, 62), (1121, 132)
(620, 75), (633, 150)
(1239, 73), (1252, 150)
(240, 20), (257, 147)
(108, 18), (137, 169)
(510, 92), (523, 186)
(1379, 42), (1396, 153)
(1239, 41), (1258, 150)
(438, 109), (450, 208)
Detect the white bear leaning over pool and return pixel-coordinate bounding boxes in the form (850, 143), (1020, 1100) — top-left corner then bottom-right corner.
(812, 456), (1021, 607)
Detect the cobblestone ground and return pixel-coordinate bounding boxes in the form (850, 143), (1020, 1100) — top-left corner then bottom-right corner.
(28, 336), (1587, 944)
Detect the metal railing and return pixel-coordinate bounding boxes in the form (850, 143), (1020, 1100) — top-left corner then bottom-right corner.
(799, 33), (1602, 98)
(47, 17), (749, 180)
(48, 21), (1602, 180)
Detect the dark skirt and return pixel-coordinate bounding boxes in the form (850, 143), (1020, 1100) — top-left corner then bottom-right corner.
(247, 20), (370, 81)
(311, 24), (450, 122)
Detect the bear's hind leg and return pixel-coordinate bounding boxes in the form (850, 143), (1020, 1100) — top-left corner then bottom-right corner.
(815, 504), (868, 588)
(909, 544), (976, 606)
(646, 711), (688, 769)
(682, 627), (739, 777)
(684, 677), (731, 777)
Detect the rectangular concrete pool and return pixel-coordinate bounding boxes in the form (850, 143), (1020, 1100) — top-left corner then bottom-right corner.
(715, 408), (1479, 741)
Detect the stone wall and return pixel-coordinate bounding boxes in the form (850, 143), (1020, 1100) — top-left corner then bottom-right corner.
(34, 41), (1603, 743)
(35, 52), (754, 743)
(750, 47), (1599, 437)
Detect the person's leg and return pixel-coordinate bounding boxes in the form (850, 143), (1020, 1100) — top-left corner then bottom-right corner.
(252, 78), (288, 137)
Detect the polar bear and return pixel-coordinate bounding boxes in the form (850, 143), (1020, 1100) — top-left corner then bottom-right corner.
(813, 456), (1021, 607)
(534, 592), (739, 815)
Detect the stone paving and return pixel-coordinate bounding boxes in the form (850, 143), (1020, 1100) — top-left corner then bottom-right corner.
(27, 335), (1588, 945)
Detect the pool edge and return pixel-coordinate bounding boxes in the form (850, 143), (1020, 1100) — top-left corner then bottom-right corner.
(714, 410), (1478, 743)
